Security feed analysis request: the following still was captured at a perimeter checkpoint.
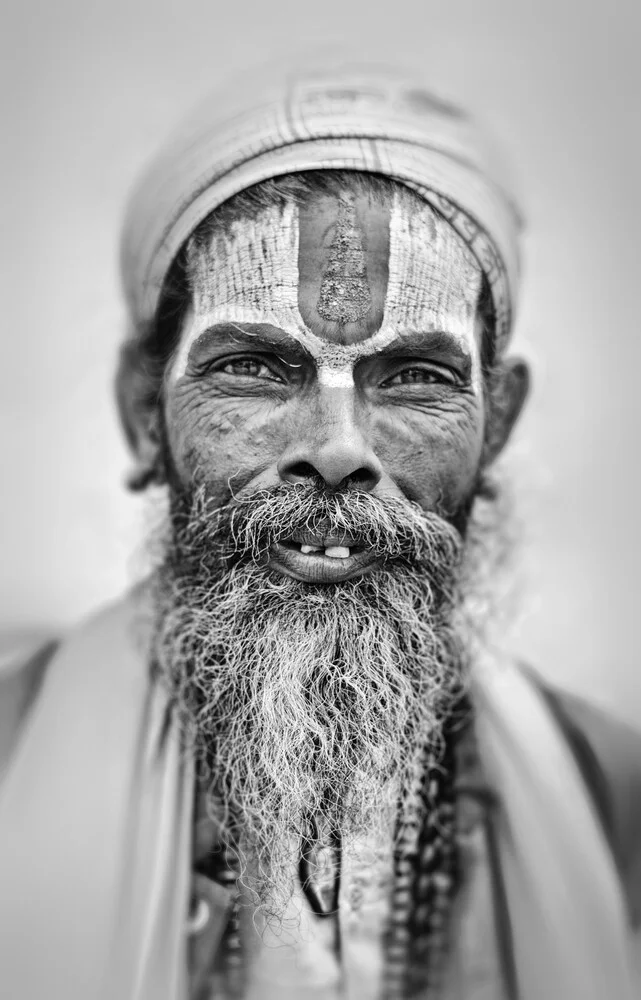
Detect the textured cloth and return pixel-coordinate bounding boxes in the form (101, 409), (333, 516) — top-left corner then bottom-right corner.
(120, 64), (523, 354)
(0, 594), (638, 999)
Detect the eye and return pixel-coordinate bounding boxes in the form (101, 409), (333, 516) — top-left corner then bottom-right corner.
(216, 356), (283, 382)
(381, 365), (456, 387)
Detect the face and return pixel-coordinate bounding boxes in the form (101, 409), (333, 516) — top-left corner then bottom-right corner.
(163, 184), (502, 584)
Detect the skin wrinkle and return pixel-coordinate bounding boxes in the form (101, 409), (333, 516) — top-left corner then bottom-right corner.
(172, 385), (286, 496)
(172, 191), (482, 392)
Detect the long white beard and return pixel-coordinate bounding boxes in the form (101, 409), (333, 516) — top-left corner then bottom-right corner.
(147, 481), (506, 910)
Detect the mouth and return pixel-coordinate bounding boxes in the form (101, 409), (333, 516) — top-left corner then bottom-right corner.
(269, 534), (382, 584)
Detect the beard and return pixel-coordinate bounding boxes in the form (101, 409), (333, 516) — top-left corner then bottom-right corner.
(147, 478), (506, 912)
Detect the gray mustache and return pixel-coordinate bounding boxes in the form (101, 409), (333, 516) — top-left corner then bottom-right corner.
(222, 484), (462, 565)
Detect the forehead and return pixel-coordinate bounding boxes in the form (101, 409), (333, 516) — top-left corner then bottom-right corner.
(180, 184), (483, 368)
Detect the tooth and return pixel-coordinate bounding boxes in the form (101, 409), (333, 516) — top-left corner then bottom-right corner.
(300, 544), (322, 554)
(324, 546), (350, 559)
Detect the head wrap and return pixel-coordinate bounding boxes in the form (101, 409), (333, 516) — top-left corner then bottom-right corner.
(120, 64), (523, 354)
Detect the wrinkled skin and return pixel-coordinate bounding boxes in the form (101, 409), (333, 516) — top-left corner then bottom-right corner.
(153, 185), (529, 555)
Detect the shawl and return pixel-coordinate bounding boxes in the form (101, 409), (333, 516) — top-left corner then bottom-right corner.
(120, 63), (522, 355)
(0, 595), (636, 999)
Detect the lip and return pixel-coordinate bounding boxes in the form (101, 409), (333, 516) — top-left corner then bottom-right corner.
(270, 541), (382, 584)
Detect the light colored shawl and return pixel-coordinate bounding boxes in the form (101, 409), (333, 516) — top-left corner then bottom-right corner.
(0, 597), (192, 1000)
(120, 64), (522, 355)
(0, 595), (636, 999)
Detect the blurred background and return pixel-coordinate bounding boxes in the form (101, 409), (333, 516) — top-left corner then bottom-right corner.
(1, 0), (639, 722)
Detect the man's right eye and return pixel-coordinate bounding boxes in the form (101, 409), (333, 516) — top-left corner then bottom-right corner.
(216, 357), (282, 381)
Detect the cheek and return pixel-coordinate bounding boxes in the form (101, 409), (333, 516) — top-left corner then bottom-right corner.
(164, 387), (291, 502)
(371, 399), (485, 513)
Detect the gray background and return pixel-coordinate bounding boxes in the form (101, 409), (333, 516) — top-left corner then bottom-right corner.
(2, 0), (639, 722)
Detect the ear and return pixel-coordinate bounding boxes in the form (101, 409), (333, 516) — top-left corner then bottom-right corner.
(125, 408), (167, 491)
(481, 356), (530, 468)
(115, 343), (168, 491)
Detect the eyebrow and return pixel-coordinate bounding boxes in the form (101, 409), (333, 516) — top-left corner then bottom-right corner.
(186, 323), (313, 366)
(372, 329), (473, 374)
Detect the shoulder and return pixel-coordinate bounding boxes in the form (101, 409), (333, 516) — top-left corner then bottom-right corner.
(0, 590), (150, 779)
(0, 639), (60, 774)
(529, 668), (641, 928)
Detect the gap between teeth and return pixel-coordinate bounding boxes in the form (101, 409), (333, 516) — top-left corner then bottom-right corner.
(300, 544), (351, 559)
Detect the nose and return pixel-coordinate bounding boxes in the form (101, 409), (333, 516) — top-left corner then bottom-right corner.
(278, 390), (382, 492)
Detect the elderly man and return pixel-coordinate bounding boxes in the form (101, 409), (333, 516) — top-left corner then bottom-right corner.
(0, 68), (639, 1000)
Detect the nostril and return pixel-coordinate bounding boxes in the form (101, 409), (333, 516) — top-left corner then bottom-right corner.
(279, 449), (382, 491)
(346, 467), (376, 487)
(287, 461), (318, 481)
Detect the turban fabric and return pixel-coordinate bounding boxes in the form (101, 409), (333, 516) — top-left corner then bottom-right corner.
(120, 66), (523, 355)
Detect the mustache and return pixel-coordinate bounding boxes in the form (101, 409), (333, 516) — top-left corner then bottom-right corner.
(170, 482), (464, 571)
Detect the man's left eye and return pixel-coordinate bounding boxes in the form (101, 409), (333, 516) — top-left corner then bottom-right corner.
(382, 366), (454, 387)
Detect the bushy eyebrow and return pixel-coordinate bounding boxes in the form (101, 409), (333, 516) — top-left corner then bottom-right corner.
(371, 329), (473, 376)
(185, 323), (313, 367)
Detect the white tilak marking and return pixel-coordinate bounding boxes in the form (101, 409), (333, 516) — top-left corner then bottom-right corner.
(173, 202), (311, 380)
(317, 366), (355, 388)
(383, 191), (483, 390)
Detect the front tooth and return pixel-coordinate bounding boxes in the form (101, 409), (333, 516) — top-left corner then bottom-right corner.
(300, 544), (322, 554)
(324, 546), (350, 559)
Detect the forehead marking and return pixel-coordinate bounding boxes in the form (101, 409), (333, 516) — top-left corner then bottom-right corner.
(173, 195), (483, 393)
(382, 190), (482, 340)
(188, 201), (304, 323)
(297, 192), (390, 344)
(316, 195), (372, 324)
(317, 367), (356, 388)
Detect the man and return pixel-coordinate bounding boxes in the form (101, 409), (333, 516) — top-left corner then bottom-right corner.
(0, 66), (639, 1000)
